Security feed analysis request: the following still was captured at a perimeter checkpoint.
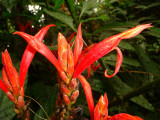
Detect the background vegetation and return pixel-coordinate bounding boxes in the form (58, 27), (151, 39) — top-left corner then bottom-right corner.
(0, 0), (160, 119)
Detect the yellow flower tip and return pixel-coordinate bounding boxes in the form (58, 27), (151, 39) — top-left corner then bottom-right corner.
(119, 23), (153, 39)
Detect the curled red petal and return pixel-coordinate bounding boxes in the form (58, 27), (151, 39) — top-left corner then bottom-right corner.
(18, 24), (55, 88)
(0, 78), (9, 93)
(109, 113), (143, 120)
(73, 35), (121, 78)
(73, 23), (152, 78)
(78, 75), (94, 120)
(74, 23), (83, 67)
(105, 47), (123, 78)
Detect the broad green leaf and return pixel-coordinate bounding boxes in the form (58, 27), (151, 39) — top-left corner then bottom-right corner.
(65, 0), (77, 21)
(118, 41), (135, 51)
(93, 21), (139, 34)
(144, 27), (160, 38)
(133, 45), (160, 74)
(104, 54), (141, 67)
(81, 14), (110, 23)
(79, 1), (98, 20)
(0, 91), (15, 120)
(141, 2), (160, 10)
(44, 9), (77, 32)
(31, 82), (58, 120)
(54, 0), (64, 11)
(110, 76), (154, 111)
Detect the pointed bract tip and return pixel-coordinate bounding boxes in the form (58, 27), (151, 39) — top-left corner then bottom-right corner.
(58, 32), (65, 40)
(119, 23), (153, 39)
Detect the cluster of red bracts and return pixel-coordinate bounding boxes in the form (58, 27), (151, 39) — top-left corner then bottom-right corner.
(0, 22), (152, 120)
(0, 50), (29, 119)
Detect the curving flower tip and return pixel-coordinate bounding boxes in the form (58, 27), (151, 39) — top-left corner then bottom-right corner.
(73, 23), (152, 78)
(118, 23), (153, 39)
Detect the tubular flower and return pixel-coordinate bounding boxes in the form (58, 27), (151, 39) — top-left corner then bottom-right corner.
(93, 93), (143, 120)
(14, 23), (152, 119)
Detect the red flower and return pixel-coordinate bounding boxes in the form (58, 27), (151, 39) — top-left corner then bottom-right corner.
(93, 93), (143, 120)
(0, 24), (55, 118)
(14, 23), (152, 120)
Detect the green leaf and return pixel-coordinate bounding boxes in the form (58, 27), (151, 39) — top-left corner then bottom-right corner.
(81, 14), (110, 23)
(105, 54), (141, 67)
(118, 41), (135, 51)
(144, 27), (160, 38)
(54, 0), (64, 11)
(31, 82), (58, 120)
(131, 95), (154, 112)
(65, 0), (77, 22)
(79, 1), (98, 20)
(44, 9), (77, 32)
(133, 45), (160, 74)
(0, 91), (15, 120)
(110, 76), (154, 111)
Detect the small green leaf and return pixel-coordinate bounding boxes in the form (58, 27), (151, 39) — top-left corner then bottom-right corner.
(79, 1), (98, 20)
(54, 0), (64, 11)
(0, 91), (15, 120)
(110, 76), (154, 111)
(44, 9), (77, 32)
(118, 41), (135, 51)
(105, 54), (141, 67)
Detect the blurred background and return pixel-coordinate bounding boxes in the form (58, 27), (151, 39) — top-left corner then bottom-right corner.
(0, 0), (160, 119)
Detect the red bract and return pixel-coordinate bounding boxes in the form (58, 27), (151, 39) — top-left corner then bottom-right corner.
(73, 23), (153, 78)
(93, 94), (143, 120)
(18, 24), (56, 88)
